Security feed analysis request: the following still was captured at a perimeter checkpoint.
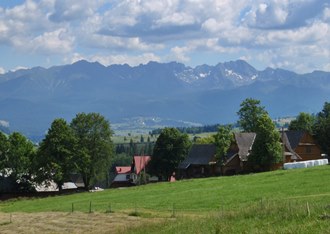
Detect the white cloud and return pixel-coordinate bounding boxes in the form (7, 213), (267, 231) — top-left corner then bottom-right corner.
(202, 18), (219, 33)
(10, 66), (29, 72)
(323, 63), (330, 72)
(243, 2), (288, 29)
(0, 0), (57, 47)
(91, 53), (161, 66)
(253, 42), (330, 74)
(324, 7), (330, 21)
(0, 120), (9, 127)
(170, 46), (191, 63)
(253, 21), (329, 47)
(154, 12), (196, 27)
(66, 52), (161, 67)
(30, 28), (74, 54)
(0, 0), (329, 73)
(49, 0), (104, 22)
(242, 0), (328, 29)
(68, 52), (86, 64)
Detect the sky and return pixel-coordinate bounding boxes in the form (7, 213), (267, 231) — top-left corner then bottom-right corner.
(0, 0), (329, 74)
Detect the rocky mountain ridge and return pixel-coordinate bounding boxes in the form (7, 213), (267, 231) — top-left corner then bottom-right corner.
(0, 59), (329, 140)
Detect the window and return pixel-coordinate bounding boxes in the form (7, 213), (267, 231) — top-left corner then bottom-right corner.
(305, 146), (312, 153)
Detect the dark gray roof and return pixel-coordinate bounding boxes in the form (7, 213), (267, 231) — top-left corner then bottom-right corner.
(178, 144), (216, 169)
(234, 132), (256, 161)
(281, 130), (304, 160)
(284, 130), (305, 149)
(223, 151), (238, 164)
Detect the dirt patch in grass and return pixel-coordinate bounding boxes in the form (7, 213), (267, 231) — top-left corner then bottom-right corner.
(0, 212), (165, 234)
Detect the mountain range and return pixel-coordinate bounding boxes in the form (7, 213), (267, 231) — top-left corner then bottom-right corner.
(0, 59), (329, 140)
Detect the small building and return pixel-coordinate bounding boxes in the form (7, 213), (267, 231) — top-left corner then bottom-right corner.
(178, 144), (219, 179)
(35, 181), (78, 192)
(110, 166), (132, 188)
(222, 132), (256, 175)
(110, 156), (151, 188)
(281, 130), (323, 162)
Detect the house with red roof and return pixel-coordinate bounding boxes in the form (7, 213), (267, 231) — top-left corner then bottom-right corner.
(110, 156), (151, 188)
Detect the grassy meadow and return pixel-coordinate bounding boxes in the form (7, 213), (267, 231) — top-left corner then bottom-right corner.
(1, 166), (330, 233)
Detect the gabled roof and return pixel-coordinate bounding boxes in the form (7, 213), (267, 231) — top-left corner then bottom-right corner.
(115, 166), (131, 174)
(178, 144), (216, 169)
(281, 130), (305, 160)
(133, 156), (151, 174)
(234, 132), (256, 161)
(283, 130), (305, 149)
(223, 132), (256, 164)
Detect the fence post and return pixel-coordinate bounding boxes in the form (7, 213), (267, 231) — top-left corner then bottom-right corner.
(89, 201), (92, 213)
(306, 202), (310, 217)
(171, 203), (175, 217)
(288, 200), (291, 217)
(135, 203), (137, 214)
(108, 203), (112, 213)
(72, 203), (74, 213)
(219, 205), (224, 217)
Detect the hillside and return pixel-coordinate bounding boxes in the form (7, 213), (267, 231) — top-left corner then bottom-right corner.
(1, 166), (330, 233)
(0, 60), (329, 140)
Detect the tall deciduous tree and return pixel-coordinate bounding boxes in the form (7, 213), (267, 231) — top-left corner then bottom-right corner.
(0, 132), (36, 192)
(289, 112), (315, 133)
(37, 118), (77, 192)
(249, 114), (282, 171)
(71, 113), (114, 190)
(237, 98), (282, 171)
(237, 98), (267, 132)
(213, 125), (233, 163)
(0, 132), (9, 174)
(149, 127), (191, 181)
(313, 102), (330, 156)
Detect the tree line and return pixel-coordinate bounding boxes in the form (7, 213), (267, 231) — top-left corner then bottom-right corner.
(0, 112), (113, 193)
(150, 124), (231, 135)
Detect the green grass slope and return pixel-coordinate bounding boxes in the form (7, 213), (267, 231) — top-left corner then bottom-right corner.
(1, 166), (330, 213)
(1, 166), (330, 233)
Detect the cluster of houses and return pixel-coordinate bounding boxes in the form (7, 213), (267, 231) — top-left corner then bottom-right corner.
(178, 130), (326, 178)
(1, 130), (327, 195)
(111, 130), (327, 187)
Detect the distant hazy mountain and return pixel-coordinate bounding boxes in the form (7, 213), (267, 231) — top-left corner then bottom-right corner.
(0, 59), (329, 139)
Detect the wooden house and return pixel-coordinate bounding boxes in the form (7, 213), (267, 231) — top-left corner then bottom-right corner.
(178, 144), (219, 179)
(222, 132), (256, 175)
(110, 155), (151, 188)
(281, 130), (323, 162)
